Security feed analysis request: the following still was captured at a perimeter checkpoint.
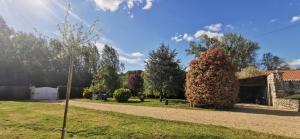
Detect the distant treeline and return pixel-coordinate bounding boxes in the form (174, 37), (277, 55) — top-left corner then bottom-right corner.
(0, 17), (99, 87)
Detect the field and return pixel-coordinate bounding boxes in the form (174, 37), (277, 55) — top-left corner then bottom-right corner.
(0, 101), (290, 139)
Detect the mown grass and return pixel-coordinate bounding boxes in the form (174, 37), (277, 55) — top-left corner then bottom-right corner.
(286, 93), (300, 100)
(75, 98), (195, 109)
(0, 101), (291, 139)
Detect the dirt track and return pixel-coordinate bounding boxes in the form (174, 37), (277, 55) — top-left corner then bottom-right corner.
(68, 101), (300, 138)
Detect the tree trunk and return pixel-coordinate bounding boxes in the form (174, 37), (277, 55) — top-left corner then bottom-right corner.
(61, 47), (74, 139)
(159, 90), (163, 102)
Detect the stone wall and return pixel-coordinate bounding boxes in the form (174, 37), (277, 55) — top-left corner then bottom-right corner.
(273, 98), (300, 112)
(284, 81), (300, 94)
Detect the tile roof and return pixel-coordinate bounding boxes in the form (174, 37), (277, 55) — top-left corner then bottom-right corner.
(264, 70), (300, 81)
(238, 70), (300, 81)
(281, 70), (300, 81)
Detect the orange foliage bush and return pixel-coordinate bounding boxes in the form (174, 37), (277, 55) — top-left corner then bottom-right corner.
(185, 47), (239, 109)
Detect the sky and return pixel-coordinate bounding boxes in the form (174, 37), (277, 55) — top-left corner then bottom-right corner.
(1, 0), (300, 71)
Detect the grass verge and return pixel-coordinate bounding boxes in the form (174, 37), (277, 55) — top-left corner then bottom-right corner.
(0, 101), (290, 139)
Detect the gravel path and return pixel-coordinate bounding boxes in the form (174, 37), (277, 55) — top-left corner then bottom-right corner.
(68, 101), (300, 138)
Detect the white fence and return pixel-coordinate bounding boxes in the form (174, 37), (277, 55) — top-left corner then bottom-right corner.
(30, 86), (58, 100)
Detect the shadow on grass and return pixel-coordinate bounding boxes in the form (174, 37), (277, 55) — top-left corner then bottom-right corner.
(231, 104), (300, 117)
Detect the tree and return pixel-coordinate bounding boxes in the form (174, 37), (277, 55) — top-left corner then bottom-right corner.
(261, 52), (287, 70)
(238, 66), (263, 79)
(99, 44), (123, 72)
(145, 44), (184, 102)
(185, 47), (239, 109)
(91, 45), (122, 95)
(56, 3), (100, 139)
(90, 64), (120, 95)
(186, 33), (260, 70)
(127, 73), (144, 96)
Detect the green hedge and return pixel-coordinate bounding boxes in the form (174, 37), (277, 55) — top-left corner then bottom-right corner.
(0, 86), (30, 100)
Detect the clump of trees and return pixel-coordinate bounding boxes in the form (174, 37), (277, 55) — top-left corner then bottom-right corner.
(145, 44), (185, 102)
(0, 16), (99, 87)
(185, 47), (239, 109)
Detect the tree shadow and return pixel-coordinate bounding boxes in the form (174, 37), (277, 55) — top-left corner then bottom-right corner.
(231, 104), (300, 116)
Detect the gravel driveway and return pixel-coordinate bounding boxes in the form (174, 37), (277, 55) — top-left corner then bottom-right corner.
(68, 101), (300, 138)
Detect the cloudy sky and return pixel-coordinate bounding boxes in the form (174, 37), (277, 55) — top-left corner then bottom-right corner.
(1, 0), (300, 70)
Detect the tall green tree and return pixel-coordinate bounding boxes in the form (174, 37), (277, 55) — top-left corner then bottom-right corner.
(261, 52), (288, 70)
(99, 44), (123, 72)
(145, 44), (184, 102)
(186, 33), (260, 70)
(91, 45), (121, 95)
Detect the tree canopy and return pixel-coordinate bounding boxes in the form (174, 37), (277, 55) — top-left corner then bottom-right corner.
(261, 52), (289, 70)
(145, 44), (185, 101)
(91, 45), (121, 95)
(186, 33), (260, 70)
(0, 16), (99, 87)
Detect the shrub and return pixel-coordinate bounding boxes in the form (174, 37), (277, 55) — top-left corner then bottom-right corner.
(113, 88), (131, 102)
(82, 87), (93, 99)
(238, 66), (263, 79)
(185, 47), (239, 109)
(127, 73), (144, 96)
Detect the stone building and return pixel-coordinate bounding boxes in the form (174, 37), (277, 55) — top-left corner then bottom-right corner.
(239, 70), (300, 111)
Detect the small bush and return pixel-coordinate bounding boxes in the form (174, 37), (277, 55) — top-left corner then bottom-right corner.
(113, 88), (131, 102)
(82, 87), (93, 99)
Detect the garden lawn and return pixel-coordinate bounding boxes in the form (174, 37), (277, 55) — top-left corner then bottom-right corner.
(75, 98), (195, 109)
(0, 101), (291, 139)
(286, 93), (300, 100)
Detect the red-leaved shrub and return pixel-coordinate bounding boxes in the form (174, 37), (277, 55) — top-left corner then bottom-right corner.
(185, 47), (239, 109)
(127, 73), (143, 96)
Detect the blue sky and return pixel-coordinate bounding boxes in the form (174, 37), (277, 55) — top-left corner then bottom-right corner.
(1, 0), (300, 70)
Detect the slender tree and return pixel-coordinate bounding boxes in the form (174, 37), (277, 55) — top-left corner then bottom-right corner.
(57, 3), (100, 139)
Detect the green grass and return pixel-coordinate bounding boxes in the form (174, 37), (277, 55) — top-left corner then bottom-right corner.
(0, 101), (291, 139)
(286, 93), (300, 100)
(75, 98), (196, 109)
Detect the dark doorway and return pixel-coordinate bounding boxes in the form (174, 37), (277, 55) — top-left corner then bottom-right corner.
(239, 75), (267, 105)
(239, 86), (266, 104)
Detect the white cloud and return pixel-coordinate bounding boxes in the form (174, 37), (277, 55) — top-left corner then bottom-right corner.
(291, 15), (300, 23)
(94, 0), (124, 12)
(225, 24), (234, 30)
(171, 33), (183, 42)
(171, 23), (225, 43)
(194, 30), (223, 40)
(204, 23), (222, 32)
(269, 18), (278, 23)
(142, 0), (153, 10)
(130, 52), (144, 57)
(96, 42), (145, 66)
(171, 33), (194, 42)
(183, 33), (194, 41)
(289, 59), (300, 66)
(94, 0), (153, 12)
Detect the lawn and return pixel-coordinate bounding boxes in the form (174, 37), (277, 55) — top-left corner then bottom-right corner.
(75, 98), (195, 109)
(285, 93), (300, 100)
(0, 101), (290, 139)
